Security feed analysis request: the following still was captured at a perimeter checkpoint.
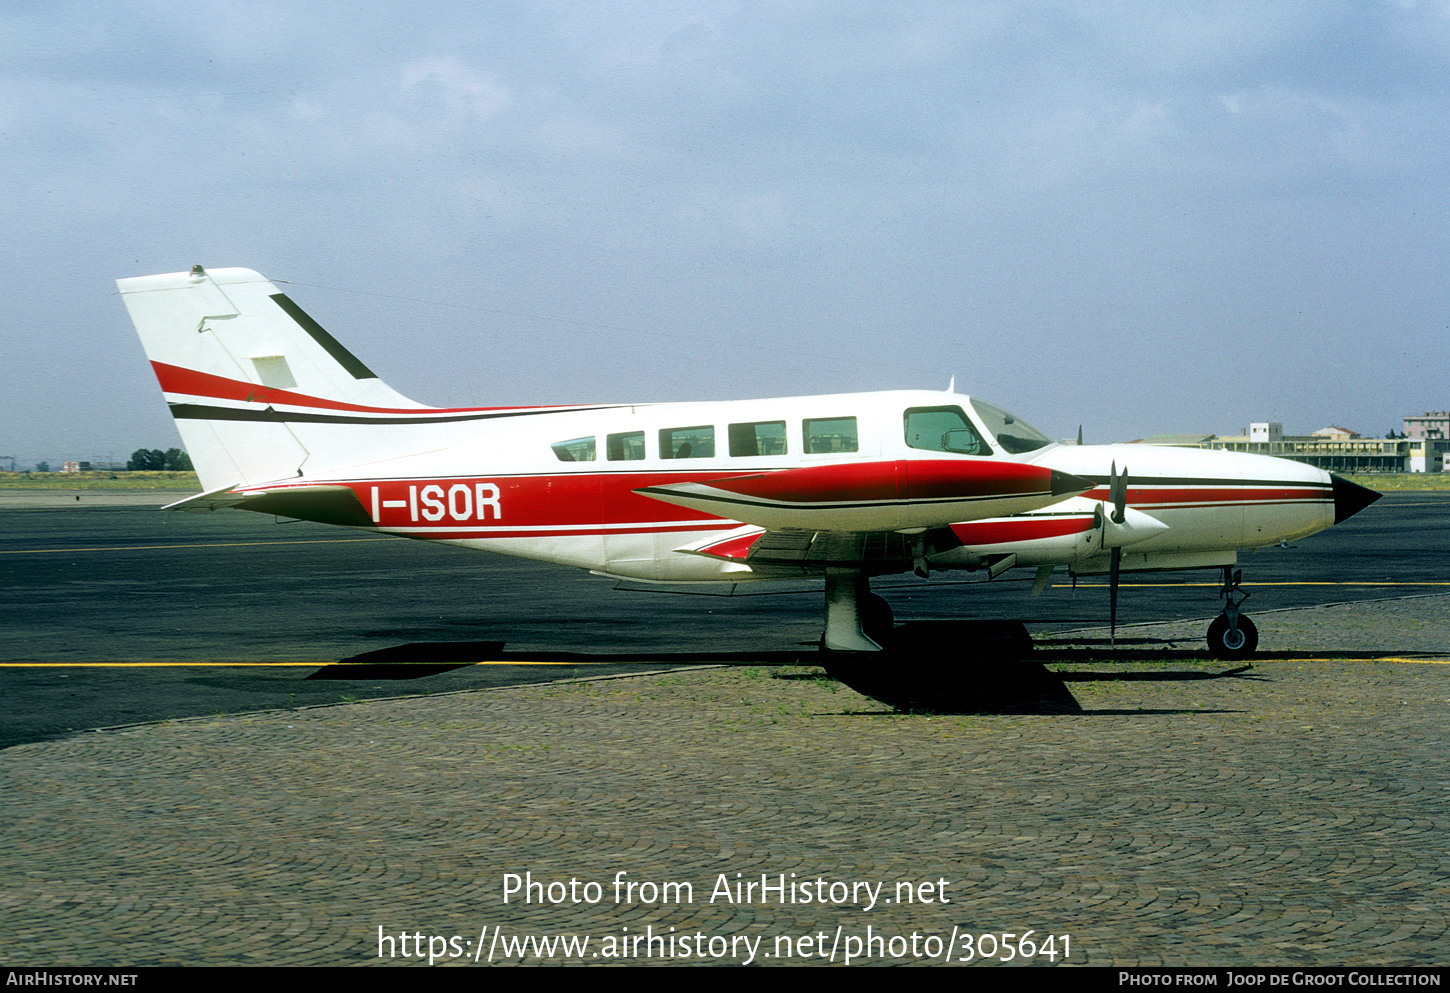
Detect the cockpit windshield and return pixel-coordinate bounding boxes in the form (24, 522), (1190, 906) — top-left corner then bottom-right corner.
(969, 398), (1054, 454)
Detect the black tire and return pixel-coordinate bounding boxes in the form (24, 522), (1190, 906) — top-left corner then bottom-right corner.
(1207, 613), (1259, 660)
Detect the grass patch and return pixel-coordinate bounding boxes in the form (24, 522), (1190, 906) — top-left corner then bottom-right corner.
(1342, 472), (1450, 492)
(0, 471), (200, 491)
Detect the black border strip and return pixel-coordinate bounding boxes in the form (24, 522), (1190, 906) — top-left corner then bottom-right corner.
(269, 293), (378, 380)
(1080, 474), (1333, 490)
(168, 402), (625, 425)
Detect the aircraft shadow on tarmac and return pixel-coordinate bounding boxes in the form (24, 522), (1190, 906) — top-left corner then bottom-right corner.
(304, 621), (1300, 716)
(307, 640), (810, 680)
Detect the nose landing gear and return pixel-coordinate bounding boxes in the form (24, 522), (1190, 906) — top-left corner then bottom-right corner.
(1207, 566), (1258, 659)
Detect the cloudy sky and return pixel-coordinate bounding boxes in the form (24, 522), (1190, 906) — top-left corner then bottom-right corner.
(4, 1), (1447, 466)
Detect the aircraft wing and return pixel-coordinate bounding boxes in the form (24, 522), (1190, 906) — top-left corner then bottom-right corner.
(676, 524), (950, 573)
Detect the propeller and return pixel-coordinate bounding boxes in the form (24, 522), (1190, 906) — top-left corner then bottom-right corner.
(1108, 461), (1127, 647)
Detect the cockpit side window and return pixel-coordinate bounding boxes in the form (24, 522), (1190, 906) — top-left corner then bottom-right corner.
(904, 406), (990, 455)
(968, 399), (1053, 454)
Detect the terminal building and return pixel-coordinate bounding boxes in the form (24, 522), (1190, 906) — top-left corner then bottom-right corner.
(1133, 417), (1450, 472)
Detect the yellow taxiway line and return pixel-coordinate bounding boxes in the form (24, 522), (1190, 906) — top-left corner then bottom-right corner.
(1064, 581), (1450, 588)
(0, 660), (662, 668)
(4, 657), (1444, 668)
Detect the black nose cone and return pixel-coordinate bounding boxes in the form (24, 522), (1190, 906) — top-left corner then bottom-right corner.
(1331, 474), (1382, 524)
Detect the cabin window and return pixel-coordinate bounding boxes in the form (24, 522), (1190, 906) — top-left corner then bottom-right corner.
(660, 425), (714, 459)
(550, 436), (596, 462)
(728, 420), (787, 457)
(606, 431), (646, 461)
(904, 406), (990, 455)
(803, 416), (858, 454)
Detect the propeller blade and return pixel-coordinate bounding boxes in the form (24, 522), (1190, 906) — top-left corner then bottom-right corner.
(1110, 462), (1128, 525)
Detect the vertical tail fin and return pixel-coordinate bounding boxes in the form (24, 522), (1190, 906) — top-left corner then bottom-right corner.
(118, 266), (429, 491)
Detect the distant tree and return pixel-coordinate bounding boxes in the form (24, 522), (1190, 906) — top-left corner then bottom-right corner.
(127, 448), (194, 471)
(127, 449), (164, 470)
(35, 461), (49, 473)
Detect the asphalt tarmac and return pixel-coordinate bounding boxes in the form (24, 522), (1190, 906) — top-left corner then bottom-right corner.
(1, 490), (1447, 968)
(1, 491), (1444, 747)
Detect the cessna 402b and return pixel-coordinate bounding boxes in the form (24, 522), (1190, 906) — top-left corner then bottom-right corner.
(118, 266), (1379, 657)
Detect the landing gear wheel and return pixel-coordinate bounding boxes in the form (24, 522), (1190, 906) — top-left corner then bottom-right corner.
(1207, 613), (1258, 660)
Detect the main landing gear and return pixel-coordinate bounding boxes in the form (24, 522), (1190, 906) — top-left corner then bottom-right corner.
(822, 569), (894, 651)
(1207, 566), (1258, 660)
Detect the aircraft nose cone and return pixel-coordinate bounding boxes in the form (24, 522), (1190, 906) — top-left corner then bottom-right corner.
(1050, 470), (1095, 497)
(1331, 474), (1381, 524)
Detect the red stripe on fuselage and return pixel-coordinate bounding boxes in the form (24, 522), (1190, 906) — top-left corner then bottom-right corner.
(149, 361), (587, 415)
(249, 472), (739, 530)
(394, 523), (728, 540)
(241, 474), (1331, 537)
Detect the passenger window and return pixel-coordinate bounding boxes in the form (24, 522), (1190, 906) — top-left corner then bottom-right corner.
(550, 436), (596, 462)
(728, 420), (787, 457)
(904, 406), (990, 455)
(660, 425), (714, 459)
(803, 417), (858, 454)
(606, 431), (646, 461)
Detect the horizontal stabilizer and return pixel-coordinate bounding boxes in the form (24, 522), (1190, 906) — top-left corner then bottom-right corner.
(165, 483), (373, 527)
(162, 484), (249, 512)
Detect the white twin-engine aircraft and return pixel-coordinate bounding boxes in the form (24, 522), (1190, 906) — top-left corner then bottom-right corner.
(118, 266), (1379, 657)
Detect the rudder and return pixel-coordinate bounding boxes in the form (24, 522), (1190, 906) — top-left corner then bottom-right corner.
(118, 266), (428, 491)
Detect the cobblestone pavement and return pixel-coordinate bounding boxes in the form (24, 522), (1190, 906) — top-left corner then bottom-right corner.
(3, 598), (1447, 967)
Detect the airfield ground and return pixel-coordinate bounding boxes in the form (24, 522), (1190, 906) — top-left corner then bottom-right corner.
(3, 602), (1447, 968)
(1, 488), (1446, 968)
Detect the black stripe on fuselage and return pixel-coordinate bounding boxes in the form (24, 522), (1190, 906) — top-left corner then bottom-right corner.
(1079, 474), (1333, 491)
(167, 402), (625, 425)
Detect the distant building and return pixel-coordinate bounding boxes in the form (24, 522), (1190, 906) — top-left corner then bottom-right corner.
(1131, 433), (1217, 447)
(1404, 411), (1449, 440)
(59, 461), (93, 473)
(1132, 424), (1449, 472)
